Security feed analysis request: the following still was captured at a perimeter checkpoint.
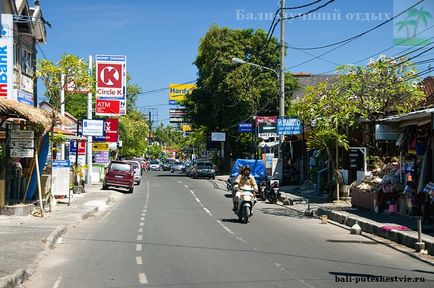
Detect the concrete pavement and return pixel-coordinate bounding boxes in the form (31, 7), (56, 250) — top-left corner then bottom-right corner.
(215, 175), (434, 258)
(0, 184), (123, 288)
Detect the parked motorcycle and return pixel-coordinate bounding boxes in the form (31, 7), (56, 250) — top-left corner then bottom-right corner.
(234, 186), (257, 224)
(266, 177), (280, 204)
(258, 180), (267, 200)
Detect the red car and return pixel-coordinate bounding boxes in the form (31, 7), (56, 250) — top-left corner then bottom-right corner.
(103, 161), (135, 193)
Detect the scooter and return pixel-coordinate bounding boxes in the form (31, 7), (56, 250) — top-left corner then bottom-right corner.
(265, 177), (280, 204)
(258, 179), (267, 200)
(234, 186), (257, 224)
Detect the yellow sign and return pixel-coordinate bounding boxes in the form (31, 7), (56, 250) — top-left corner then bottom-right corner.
(168, 83), (196, 103)
(180, 124), (192, 132)
(93, 142), (109, 151)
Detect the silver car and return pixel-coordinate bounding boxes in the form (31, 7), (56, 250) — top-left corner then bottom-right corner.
(126, 160), (142, 184)
(149, 160), (161, 171)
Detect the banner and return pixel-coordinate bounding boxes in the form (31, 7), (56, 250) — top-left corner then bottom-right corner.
(0, 14), (13, 100)
(168, 83), (196, 105)
(276, 117), (303, 135)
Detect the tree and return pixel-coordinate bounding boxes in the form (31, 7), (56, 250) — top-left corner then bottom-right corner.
(295, 55), (425, 200)
(184, 25), (298, 166)
(118, 110), (149, 158)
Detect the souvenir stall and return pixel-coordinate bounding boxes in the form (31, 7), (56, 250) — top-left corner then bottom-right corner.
(378, 108), (434, 223)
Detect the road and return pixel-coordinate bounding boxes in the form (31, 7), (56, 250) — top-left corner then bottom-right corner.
(21, 171), (433, 288)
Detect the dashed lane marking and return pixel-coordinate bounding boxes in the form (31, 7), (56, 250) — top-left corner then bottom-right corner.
(140, 222), (144, 226)
(136, 244), (142, 251)
(137, 235), (143, 241)
(136, 256), (143, 265)
(138, 228), (143, 233)
(138, 273), (148, 284)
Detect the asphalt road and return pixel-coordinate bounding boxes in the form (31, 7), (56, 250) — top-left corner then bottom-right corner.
(21, 172), (434, 288)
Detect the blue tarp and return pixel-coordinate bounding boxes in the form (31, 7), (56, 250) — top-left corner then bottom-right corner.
(230, 159), (267, 184)
(26, 134), (50, 200)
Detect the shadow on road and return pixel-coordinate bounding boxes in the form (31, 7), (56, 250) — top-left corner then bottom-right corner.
(259, 206), (309, 219)
(326, 239), (378, 245)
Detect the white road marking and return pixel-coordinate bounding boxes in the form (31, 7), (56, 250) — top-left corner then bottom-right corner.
(137, 235), (143, 241)
(141, 213), (145, 216)
(140, 217), (145, 221)
(138, 273), (148, 284)
(138, 228), (143, 233)
(52, 274), (63, 288)
(136, 244), (142, 251)
(178, 181), (182, 184)
(184, 185), (189, 189)
(140, 222), (144, 226)
(203, 207), (212, 216)
(136, 256), (143, 265)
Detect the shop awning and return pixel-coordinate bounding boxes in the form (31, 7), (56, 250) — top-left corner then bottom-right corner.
(377, 107), (434, 127)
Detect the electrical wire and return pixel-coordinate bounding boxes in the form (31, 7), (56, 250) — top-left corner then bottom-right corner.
(283, 0), (325, 10)
(286, 0), (424, 51)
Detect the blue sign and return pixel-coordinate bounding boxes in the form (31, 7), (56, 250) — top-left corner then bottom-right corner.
(238, 123), (254, 133)
(276, 117), (303, 135)
(53, 160), (71, 168)
(69, 140), (77, 153)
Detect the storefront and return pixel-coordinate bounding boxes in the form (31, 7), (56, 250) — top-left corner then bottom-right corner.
(350, 108), (433, 223)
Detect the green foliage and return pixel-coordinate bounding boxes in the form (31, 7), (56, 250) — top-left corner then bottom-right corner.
(118, 110), (149, 158)
(153, 125), (185, 149)
(145, 144), (163, 159)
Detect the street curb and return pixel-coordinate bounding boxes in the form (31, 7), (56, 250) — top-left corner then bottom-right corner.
(0, 193), (114, 288)
(315, 207), (434, 256)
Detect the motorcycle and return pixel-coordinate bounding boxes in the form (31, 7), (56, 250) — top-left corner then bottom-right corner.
(234, 186), (257, 224)
(226, 177), (233, 191)
(258, 179), (267, 200)
(265, 177), (280, 204)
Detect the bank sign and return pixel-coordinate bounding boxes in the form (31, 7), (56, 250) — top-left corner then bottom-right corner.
(0, 14), (13, 100)
(96, 55), (127, 99)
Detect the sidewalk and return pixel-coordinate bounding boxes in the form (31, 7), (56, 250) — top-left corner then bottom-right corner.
(215, 175), (434, 257)
(0, 184), (122, 288)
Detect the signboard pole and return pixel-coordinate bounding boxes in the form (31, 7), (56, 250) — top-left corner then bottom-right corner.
(60, 74), (65, 160)
(87, 55), (93, 185)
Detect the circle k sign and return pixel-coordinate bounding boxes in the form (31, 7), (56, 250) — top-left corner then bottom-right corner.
(95, 55), (127, 99)
(98, 63), (122, 88)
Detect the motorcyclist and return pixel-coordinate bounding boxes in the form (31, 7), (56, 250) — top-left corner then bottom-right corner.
(232, 165), (258, 211)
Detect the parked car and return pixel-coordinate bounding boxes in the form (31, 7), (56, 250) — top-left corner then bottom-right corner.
(171, 160), (186, 173)
(103, 161), (135, 193)
(149, 159), (161, 171)
(193, 161), (215, 179)
(125, 160), (142, 185)
(162, 158), (175, 171)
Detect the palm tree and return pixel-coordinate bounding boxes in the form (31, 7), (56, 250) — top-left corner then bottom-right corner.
(396, 18), (417, 38)
(407, 7), (433, 37)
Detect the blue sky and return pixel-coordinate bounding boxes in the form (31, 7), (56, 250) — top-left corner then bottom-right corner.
(39, 0), (433, 125)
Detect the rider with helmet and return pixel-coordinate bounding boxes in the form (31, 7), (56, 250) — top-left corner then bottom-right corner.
(232, 165), (258, 211)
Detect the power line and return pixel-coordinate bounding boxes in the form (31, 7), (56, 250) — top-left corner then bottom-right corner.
(317, 25), (434, 75)
(286, 0), (424, 51)
(268, 0), (337, 41)
(283, 0), (325, 10)
(137, 80), (196, 96)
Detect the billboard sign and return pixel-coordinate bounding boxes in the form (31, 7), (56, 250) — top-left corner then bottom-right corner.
(211, 132), (226, 142)
(256, 116), (277, 139)
(276, 117), (303, 135)
(69, 140), (86, 155)
(168, 83), (196, 105)
(82, 119), (104, 136)
(14, 89), (33, 106)
(375, 124), (400, 141)
(238, 122), (253, 133)
(96, 55), (127, 99)
(0, 14), (13, 100)
(95, 99), (127, 116)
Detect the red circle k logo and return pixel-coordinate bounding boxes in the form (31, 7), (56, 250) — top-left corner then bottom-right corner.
(97, 63), (122, 88)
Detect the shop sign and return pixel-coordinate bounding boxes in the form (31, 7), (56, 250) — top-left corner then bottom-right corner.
(375, 124), (400, 141)
(168, 83), (196, 105)
(256, 116), (277, 139)
(94, 151), (110, 164)
(276, 117), (303, 135)
(10, 147), (33, 158)
(96, 55), (127, 99)
(10, 130), (34, 139)
(238, 123), (253, 133)
(211, 132), (226, 142)
(82, 119), (104, 136)
(93, 142), (109, 151)
(14, 89), (33, 106)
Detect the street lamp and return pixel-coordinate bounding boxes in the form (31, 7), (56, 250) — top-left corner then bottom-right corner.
(231, 57), (284, 180)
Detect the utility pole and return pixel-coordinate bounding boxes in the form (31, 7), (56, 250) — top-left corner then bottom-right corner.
(60, 74), (65, 160)
(86, 55), (93, 184)
(277, 0), (286, 181)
